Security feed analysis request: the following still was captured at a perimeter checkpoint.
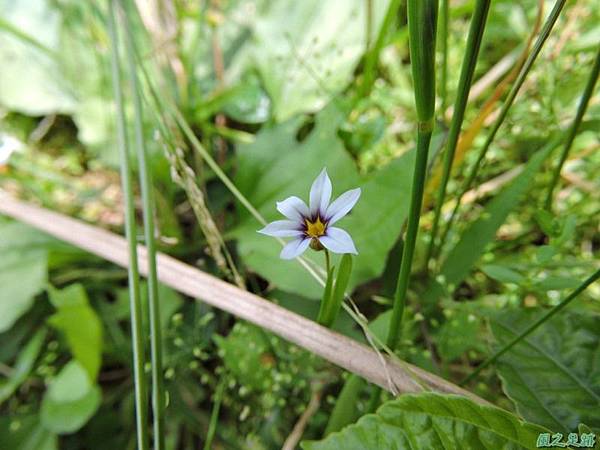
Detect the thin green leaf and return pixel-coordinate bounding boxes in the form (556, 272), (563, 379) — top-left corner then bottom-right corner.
(0, 329), (46, 404)
(324, 374), (366, 436)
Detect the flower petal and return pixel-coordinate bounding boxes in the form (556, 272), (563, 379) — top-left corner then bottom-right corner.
(325, 188), (361, 225)
(319, 227), (358, 255)
(309, 168), (332, 217)
(276, 196), (309, 221)
(280, 237), (311, 260)
(258, 220), (303, 237)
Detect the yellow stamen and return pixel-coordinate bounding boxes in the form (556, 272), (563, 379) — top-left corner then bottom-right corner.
(305, 217), (326, 238)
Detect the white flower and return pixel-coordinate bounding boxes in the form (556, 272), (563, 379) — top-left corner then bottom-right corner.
(258, 168), (361, 260)
(0, 135), (22, 166)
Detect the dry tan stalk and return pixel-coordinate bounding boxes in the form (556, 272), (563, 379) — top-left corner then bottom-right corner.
(282, 387), (323, 450)
(0, 190), (486, 404)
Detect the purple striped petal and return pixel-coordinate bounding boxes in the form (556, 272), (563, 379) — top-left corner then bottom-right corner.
(319, 227), (358, 255)
(258, 220), (303, 237)
(325, 188), (361, 225)
(280, 237), (311, 259)
(276, 196), (309, 222)
(309, 168), (332, 217)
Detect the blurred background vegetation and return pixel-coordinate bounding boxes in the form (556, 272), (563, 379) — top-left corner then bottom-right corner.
(0, 0), (598, 448)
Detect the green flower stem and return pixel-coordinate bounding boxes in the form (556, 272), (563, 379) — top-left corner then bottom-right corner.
(387, 128), (433, 349)
(316, 250), (333, 326)
(387, 0), (437, 350)
(120, 4), (165, 449)
(437, 0), (566, 255)
(461, 267), (600, 386)
(544, 44), (600, 210)
(438, 0), (449, 112)
(425, 0), (491, 270)
(368, 0), (437, 412)
(107, 2), (149, 450)
(361, 0), (402, 97)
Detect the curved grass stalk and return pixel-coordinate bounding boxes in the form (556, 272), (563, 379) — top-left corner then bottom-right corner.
(107, 2), (149, 449)
(544, 44), (600, 210)
(425, 0), (491, 270)
(461, 267), (600, 385)
(436, 0), (566, 256)
(119, 4), (165, 448)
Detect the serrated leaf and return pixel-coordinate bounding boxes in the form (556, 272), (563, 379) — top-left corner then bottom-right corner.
(40, 360), (101, 434)
(302, 393), (549, 449)
(490, 309), (600, 433)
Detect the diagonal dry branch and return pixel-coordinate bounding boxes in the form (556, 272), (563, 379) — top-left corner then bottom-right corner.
(0, 190), (486, 404)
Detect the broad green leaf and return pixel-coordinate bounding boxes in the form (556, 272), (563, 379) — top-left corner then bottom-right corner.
(490, 309), (600, 433)
(48, 284), (103, 380)
(0, 0), (75, 115)
(0, 249), (47, 332)
(40, 360), (101, 434)
(441, 140), (558, 286)
(235, 106), (414, 298)
(481, 264), (524, 284)
(247, 0), (390, 120)
(302, 393), (549, 449)
(0, 329), (46, 404)
(0, 415), (57, 450)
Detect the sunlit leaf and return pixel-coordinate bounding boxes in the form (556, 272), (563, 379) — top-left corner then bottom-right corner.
(40, 360), (101, 434)
(48, 284), (103, 380)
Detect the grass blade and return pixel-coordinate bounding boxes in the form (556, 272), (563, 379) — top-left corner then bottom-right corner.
(425, 0), (491, 270)
(119, 4), (165, 448)
(437, 0), (449, 111)
(544, 44), (600, 210)
(361, 0), (402, 97)
(107, 2), (149, 449)
(437, 0), (566, 255)
(461, 267), (600, 385)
